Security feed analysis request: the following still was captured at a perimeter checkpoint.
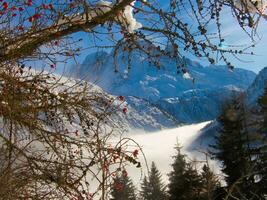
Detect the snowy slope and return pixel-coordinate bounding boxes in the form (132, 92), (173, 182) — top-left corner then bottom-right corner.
(120, 96), (178, 131)
(32, 71), (179, 132)
(70, 43), (255, 124)
(81, 82), (180, 131)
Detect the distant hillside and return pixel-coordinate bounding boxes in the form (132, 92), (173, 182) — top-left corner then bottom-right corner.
(246, 67), (267, 105)
(191, 67), (267, 150)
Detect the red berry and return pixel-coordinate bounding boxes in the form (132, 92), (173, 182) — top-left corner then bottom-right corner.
(118, 95), (124, 101)
(2, 2), (8, 10)
(33, 13), (41, 19)
(11, 6), (17, 10)
(75, 130), (79, 136)
(18, 26), (24, 31)
(122, 107), (127, 114)
(69, 3), (75, 8)
(28, 16), (33, 22)
(48, 4), (53, 9)
(19, 7), (23, 11)
(122, 169), (128, 177)
(133, 149), (139, 158)
(27, 0), (32, 6)
(44, 4), (50, 9)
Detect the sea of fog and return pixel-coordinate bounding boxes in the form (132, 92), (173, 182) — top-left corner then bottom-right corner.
(123, 121), (221, 185)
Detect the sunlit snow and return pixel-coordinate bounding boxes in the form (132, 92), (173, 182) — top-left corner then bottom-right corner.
(233, 0), (267, 14)
(57, 0), (143, 33)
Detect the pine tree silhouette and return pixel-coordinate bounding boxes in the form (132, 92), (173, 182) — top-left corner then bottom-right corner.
(140, 162), (167, 200)
(200, 164), (220, 200)
(168, 143), (202, 200)
(257, 86), (267, 197)
(212, 99), (250, 186)
(212, 97), (265, 199)
(110, 174), (137, 200)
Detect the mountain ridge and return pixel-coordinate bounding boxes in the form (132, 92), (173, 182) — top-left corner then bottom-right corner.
(68, 46), (256, 128)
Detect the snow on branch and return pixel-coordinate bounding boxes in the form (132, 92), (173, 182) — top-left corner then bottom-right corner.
(233, 0), (267, 16)
(97, 0), (143, 32)
(58, 0), (143, 33)
(0, 0), (143, 62)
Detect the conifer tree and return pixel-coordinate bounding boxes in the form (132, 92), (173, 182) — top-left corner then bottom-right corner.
(140, 162), (167, 200)
(212, 99), (249, 182)
(258, 86), (267, 133)
(110, 174), (137, 200)
(168, 144), (202, 200)
(140, 176), (150, 200)
(256, 87), (267, 197)
(211, 98), (262, 199)
(200, 164), (220, 200)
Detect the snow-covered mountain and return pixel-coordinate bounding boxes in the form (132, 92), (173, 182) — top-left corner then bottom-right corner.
(77, 51), (255, 100)
(69, 43), (256, 126)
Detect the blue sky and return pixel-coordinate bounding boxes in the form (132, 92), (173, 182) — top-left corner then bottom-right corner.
(58, 1), (267, 74)
(207, 9), (267, 73)
(184, 22), (267, 73)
